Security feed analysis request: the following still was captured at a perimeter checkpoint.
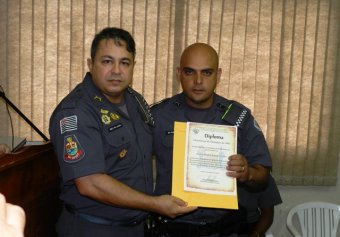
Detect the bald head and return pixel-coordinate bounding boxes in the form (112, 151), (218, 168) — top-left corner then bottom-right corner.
(180, 43), (219, 69)
(177, 43), (221, 109)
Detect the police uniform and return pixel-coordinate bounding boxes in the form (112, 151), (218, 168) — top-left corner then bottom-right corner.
(151, 92), (272, 237)
(237, 175), (282, 236)
(49, 73), (154, 237)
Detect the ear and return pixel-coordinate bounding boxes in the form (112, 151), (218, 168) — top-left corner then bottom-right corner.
(176, 67), (181, 82)
(216, 68), (222, 84)
(87, 58), (93, 71)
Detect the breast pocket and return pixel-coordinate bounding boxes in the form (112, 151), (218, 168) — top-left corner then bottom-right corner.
(104, 122), (131, 148)
(161, 126), (174, 148)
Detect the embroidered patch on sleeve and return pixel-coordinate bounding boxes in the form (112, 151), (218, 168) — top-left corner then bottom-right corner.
(63, 134), (85, 163)
(60, 115), (77, 134)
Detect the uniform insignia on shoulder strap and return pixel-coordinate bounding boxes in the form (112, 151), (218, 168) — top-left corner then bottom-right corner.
(127, 87), (155, 127)
(221, 102), (250, 128)
(94, 95), (103, 102)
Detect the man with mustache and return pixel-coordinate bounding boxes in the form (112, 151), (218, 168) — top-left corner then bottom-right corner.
(151, 43), (274, 237)
(49, 27), (196, 237)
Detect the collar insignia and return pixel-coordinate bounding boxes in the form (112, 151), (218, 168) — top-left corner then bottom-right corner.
(94, 95), (103, 102)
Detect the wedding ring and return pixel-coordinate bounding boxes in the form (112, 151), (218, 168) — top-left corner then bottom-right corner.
(241, 166), (245, 172)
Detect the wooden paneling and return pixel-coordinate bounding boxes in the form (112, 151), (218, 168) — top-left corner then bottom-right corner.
(0, 143), (61, 237)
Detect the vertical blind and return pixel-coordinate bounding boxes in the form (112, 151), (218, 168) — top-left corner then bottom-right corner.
(0, 0), (339, 185)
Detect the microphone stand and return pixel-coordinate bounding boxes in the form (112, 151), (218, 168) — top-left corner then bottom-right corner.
(0, 91), (49, 142)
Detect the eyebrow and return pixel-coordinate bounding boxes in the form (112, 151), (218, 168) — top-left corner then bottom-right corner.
(101, 55), (132, 62)
(182, 67), (214, 71)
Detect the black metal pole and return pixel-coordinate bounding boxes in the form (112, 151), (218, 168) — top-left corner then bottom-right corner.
(0, 91), (49, 142)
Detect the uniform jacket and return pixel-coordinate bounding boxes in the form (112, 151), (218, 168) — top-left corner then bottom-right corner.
(49, 73), (153, 222)
(151, 92), (272, 221)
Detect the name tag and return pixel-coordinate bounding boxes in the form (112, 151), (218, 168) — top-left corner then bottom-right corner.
(109, 123), (123, 132)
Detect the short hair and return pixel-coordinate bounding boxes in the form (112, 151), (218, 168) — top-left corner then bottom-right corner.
(90, 27), (136, 60)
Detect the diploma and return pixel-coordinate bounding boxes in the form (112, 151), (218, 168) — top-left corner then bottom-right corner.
(184, 122), (237, 195)
(172, 121), (239, 209)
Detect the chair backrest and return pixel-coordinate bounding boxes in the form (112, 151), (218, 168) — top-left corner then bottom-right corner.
(286, 202), (340, 237)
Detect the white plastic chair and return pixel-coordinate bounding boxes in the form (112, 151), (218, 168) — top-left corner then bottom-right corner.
(286, 202), (340, 237)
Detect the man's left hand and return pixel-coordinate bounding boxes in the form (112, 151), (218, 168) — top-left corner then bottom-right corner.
(226, 154), (250, 182)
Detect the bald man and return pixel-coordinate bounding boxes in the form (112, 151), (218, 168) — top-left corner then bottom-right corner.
(151, 43), (274, 237)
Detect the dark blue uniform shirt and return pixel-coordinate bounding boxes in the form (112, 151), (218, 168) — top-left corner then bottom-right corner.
(49, 73), (153, 222)
(151, 92), (272, 222)
(239, 175), (282, 223)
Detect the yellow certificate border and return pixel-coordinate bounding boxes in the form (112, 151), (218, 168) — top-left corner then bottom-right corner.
(171, 121), (238, 209)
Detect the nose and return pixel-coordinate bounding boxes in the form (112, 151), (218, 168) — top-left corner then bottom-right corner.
(195, 74), (203, 84)
(111, 62), (120, 74)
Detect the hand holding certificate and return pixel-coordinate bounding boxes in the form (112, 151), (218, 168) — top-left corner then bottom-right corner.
(172, 122), (239, 209)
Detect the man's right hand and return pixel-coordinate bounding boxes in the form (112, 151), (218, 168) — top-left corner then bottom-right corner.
(152, 195), (197, 218)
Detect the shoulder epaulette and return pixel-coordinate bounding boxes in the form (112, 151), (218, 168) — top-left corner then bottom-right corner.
(221, 101), (250, 128)
(127, 87), (155, 127)
(150, 98), (171, 108)
(61, 86), (83, 109)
